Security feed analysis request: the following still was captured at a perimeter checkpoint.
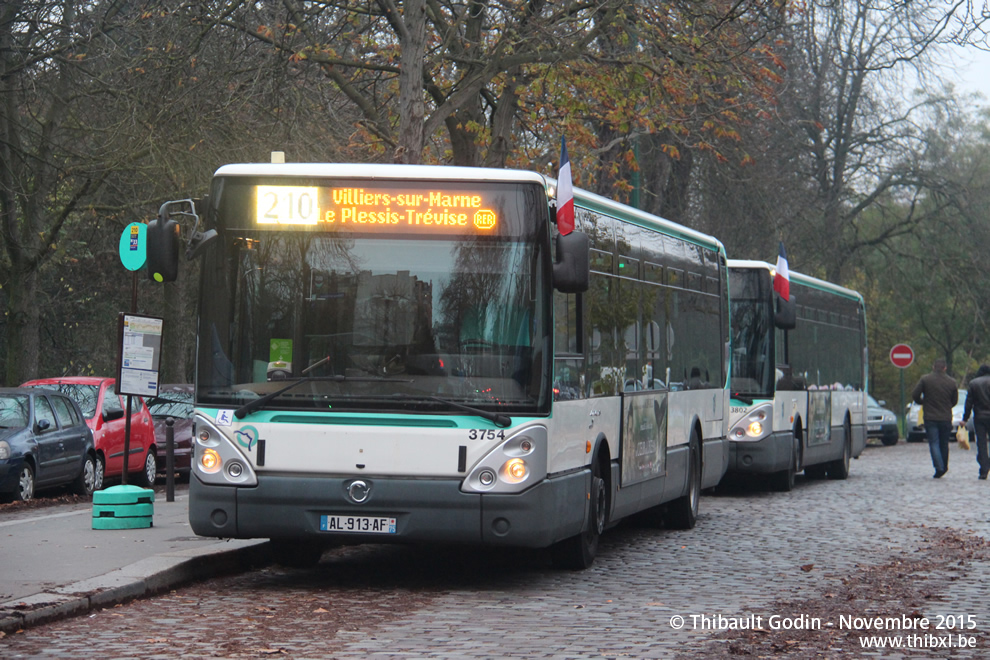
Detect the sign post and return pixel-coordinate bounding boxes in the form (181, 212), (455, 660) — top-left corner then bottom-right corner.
(116, 314), (164, 484)
(119, 223), (148, 314)
(118, 223), (147, 272)
(889, 344), (915, 369)
(890, 344), (915, 438)
(94, 311), (163, 530)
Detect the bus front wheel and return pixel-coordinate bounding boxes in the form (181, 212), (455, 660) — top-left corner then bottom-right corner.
(770, 435), (799, 492)
(551, 455), (607, 570)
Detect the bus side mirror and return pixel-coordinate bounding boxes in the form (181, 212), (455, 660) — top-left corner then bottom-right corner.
(775, 294), (796, 330)
(553, 231), (589, 293)
(146, 214), (180, 283)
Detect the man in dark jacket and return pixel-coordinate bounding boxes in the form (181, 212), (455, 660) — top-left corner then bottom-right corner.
(912, 358), (958, 478)
(963, 364), (990, 479)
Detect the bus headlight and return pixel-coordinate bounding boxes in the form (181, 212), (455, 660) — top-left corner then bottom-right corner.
(729, 404), (773, 442)
(200, 448), (221, 473)
(198, 428), (220, 447)
(462, 426), (547, 494)
(502, 458), (528, 482)
(193, 414), (258, 486)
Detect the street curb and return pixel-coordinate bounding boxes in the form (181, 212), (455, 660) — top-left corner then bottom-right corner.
(0, 539), (272, 635)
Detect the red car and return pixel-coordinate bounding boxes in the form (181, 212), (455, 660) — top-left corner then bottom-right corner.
(21, 377), (157, 490)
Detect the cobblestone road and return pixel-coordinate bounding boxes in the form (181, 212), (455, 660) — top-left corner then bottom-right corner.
(3, 441), (990, 659)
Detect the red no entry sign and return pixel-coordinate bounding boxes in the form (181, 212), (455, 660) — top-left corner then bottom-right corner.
(890, 344), (914, 369)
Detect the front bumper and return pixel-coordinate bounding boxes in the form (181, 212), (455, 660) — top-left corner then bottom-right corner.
(189, 469), (589, 549)
(727, 431), (793, 475)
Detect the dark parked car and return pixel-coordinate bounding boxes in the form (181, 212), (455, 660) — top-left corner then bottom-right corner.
(0, 387), (97, 502)
(867, 395), (899, 446)
(146, 384), (194, 479)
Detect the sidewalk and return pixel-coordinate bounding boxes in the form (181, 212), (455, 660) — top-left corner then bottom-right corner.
(0, 487), (271, 634)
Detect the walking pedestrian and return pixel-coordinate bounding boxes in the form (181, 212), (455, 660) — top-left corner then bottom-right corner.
(962, 364), (990, 479)
(911, 358), (958, 478)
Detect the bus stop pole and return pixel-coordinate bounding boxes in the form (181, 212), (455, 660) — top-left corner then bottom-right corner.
(120, 272), (137, 487)
(122, 395), (132, 486)
(165, 418), (175, 502)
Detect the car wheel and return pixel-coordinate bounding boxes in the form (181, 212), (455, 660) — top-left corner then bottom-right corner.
(881, 435), (898, 447)
(73, 454), (97, 496)
(14, 463), (35, 502)
(93, 454), (106, 491)
(136, 449), (157, 488)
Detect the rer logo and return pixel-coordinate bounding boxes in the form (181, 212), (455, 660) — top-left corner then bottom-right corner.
(473, 209), (497, 230)
(234, 425), (260, 452)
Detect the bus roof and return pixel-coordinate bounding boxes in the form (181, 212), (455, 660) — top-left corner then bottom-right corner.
(727, 259), (864, 303)
(214, 163), (723, 254)
(546, 177), (725, 254)
(213, 162), (549, 186)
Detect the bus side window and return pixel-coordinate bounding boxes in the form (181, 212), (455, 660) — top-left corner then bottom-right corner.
(553, 289), (584, 401)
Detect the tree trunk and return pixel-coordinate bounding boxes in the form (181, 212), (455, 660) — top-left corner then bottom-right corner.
(447, 110), (483, 167)
(395, 0), (426, 164)
(484, 71), (523, 169)
(657, 144), (693, 224)
(5, 267), (41, 385)
(161, 271), (191, 384)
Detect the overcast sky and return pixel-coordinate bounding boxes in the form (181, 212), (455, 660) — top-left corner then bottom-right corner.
(942, 45), (990, 105)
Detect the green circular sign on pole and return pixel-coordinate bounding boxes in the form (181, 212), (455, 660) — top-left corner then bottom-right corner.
(119, 222), (147, 271)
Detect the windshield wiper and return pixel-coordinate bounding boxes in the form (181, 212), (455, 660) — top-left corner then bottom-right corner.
(389, 393), (512, 428)
(233, 375), (412, 419)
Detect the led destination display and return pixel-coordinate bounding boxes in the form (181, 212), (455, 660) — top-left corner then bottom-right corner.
(256, 184), (499, 234)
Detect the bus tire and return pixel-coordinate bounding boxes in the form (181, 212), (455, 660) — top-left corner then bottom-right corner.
(827, 422), (852, 480)
(270, 538), (325, 568)
(770, 455), (795, 492)
(770, 432), (800, 492)
(666, 432), (700, 530)
(551, 454), (607, 570)
(804, 464), (827, 479)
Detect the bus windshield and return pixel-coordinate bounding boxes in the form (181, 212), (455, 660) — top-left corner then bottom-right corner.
(197, 177), (552, 416)
(729, 268), (774, 398)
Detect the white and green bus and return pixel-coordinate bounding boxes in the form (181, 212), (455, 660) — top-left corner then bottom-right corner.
(727, 260), (867, 491)
(171, 162), (730, 569)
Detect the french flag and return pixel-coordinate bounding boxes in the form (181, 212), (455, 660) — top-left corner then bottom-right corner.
(774, 241), (790, 301)
(556, 137), (574, 236)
